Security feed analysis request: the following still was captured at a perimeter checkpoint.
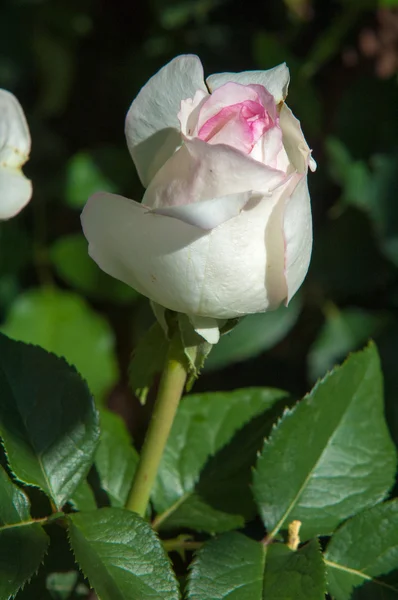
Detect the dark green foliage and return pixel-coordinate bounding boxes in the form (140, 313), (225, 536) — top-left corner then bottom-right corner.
(0, 333), (100, 509)
(187, 533), (326, 599)
(0, 466), (49, 600)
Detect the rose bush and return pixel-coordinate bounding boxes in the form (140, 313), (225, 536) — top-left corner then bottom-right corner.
(81, 55), (315, 343)
(0, 89), (32, 219)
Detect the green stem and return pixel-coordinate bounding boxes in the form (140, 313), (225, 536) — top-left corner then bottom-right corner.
(126, 337), (187, 517)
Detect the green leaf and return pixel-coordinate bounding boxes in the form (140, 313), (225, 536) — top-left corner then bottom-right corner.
(325, 500), (398, 599)
(187, 533), (264, 599)
(129, 321), (168, 404)
(205, 295), (301, 372)
(377, 320), (398, 448)
(65, 151), (116, 209)
(307, 306), (389, 382)
(70, 480), (97, 512)
(1, 287), (119, 402)
(177, 314), (212, 388)
(253, 343), (396, 541)
(0, 333), (100, 508)
(263, 540), (326, 600)
(263, 540), (326, 599)
(326, 143), (398, 271)
(95, 410), (139, 507)
(0, 465), (50, 599)
(152, 387), (288, 532)
(46, 571), (89, 599)
(51, 234), (138, 304)
(325, 137), (371, 212)
(68, 508), (179, 600)
(187, 533), (325, 599)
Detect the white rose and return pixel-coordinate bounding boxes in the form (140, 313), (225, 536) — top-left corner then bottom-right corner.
(0, 89), (32, 219)
(81, 55), (316, 343)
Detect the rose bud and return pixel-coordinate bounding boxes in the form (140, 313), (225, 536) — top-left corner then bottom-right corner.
(81, 55), (316, 343)
(0, 90), (32, 219)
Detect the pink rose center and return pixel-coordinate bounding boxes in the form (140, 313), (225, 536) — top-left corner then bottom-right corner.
(195, 83), (277, 155)
(198, 100), (272, 151)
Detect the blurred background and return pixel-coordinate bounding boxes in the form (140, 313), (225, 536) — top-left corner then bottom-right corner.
(1, 0), (398, 445)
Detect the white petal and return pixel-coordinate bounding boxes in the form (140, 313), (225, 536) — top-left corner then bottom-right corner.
(178, 89), (208, 137)
(0, 89), (31, 168)
(81, 191), (210, 314)
(125, 55), (207, 187)
(283, 176), (312, 302)
(149, 192), (251, 230)
(309, 155), (317, 172)
(250, 125), (289, 171)
(279, 104), (312, 174)
(143, 138), (286, 210)
(206, 63), (290, 105)
(0, 168), (32, 219)
(188, 315), (220, 344)
(81, 186), (290, 320)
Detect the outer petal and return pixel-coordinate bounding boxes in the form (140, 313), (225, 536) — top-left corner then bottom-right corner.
(148, 192), (251, 230)
(125, 55), (208, 188)
(193, 192), (288, 318)
(0, 90), (32, 219)
(279, 104), (314, 174)
(81, 187), (290, 320)
(143, 138), (287, 210)
(0, 89), (31, 167)
(0, 168), (32, 219)
(206, 63), (290, 105)
(81, 192), (209, 313)
(283, 175), (312, 302)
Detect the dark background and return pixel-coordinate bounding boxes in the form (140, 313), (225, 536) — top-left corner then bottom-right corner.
(1, 0), (398, 445)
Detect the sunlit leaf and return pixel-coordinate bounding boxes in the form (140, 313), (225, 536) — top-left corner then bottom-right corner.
(1, 287), (119, 402)
(0, 333), (100, 508)
(68, 508), (179, 600)
(253, 343), (396, 540)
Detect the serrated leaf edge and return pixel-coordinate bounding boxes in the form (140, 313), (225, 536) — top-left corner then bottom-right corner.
(66, 513), (181, 599)
(0, 336), (100, 508)
(7, 522), (50, 599)
(253, 342), (387, 539)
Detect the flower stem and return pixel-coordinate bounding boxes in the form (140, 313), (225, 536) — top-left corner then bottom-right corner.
(126, 336), (187, 517)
